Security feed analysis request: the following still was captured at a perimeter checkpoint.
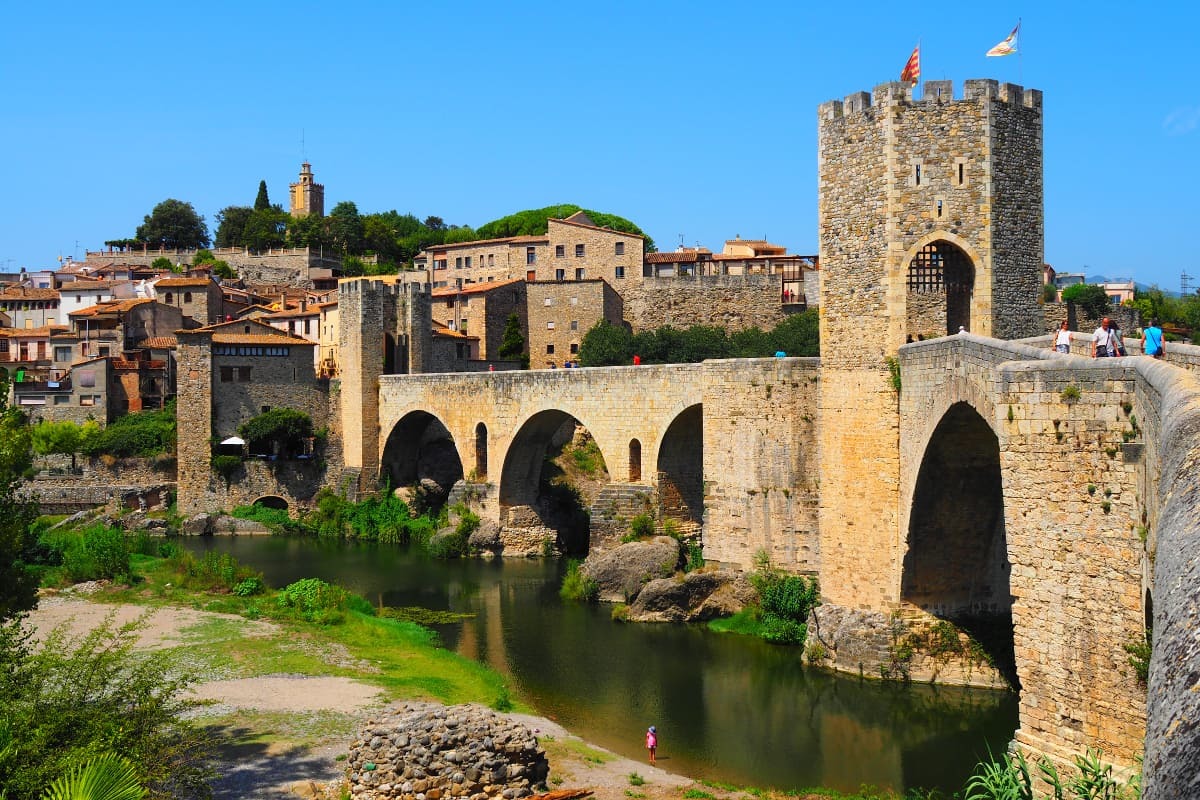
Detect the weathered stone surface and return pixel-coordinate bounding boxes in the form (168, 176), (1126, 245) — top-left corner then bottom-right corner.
(580, 536), (680, 603)
(209, 515), (271, 535)
(346, 702), (548, 800)
(181, 513), (213, 536)
(467, 518), (502, 553)
(626, 570), (755, 622)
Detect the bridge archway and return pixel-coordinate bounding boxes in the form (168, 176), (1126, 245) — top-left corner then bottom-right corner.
(902, 400), (1016, 685)
(657, 404), (703, 529)
(253, 495), (289, 510)
(380, 411), (464, 505)
(904, 236), (977, 337)
(500, 409), (609, 554)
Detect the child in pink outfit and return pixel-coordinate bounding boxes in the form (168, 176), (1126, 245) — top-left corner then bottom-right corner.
(645, 726), (657, 765)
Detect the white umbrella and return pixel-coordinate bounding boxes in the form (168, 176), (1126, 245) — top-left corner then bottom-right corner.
(220, 436), (245, 446)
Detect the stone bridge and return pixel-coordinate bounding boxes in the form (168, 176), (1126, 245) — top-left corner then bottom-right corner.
(361, 337), (1200, 797)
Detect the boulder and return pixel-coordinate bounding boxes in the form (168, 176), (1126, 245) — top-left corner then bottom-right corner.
(181, 513), (213, 536)
(626, 570), (757, 622)
(468, 518), (502, 554)
(210, 515), (271, 535)
(580, 536), (680, 602)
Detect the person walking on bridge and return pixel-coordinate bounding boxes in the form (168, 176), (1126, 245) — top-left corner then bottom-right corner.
(1142, 318), (1166, 360)
(1053, 320), (1073, 354)
(1092, 318), (1117, 358)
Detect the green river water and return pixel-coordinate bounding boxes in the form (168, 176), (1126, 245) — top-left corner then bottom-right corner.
(184, 536), (1017, 795)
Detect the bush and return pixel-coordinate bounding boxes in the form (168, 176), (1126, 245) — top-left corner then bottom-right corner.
(178, 549), (261, 593)
(748, 554), (820, 646)
(560, 559), (598, 602)
(83, 403), (176, 459)
(52, 524), (130, 583)
(232, 576), (265, 597)
(239, 408), (313, 458)
(628, 514), (655, 540)
(211, 454), (242, 483)
(0, 615), (211, 799)
(275, 578), (352, 623)
(1061, 283), (1113, 320)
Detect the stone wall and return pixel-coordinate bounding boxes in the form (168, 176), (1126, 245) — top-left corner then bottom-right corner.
(622, 274), (788, 334)
(184, 458), (328, 513)
(701, 358), (820, 572)
(525, 280), (622, 367)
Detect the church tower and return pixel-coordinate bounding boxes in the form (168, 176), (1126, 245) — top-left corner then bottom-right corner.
(815, 79), (1044, 611)
(289, 162), (325, 218)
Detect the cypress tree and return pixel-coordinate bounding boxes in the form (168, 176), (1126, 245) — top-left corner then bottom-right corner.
(254, 180), (270, 211)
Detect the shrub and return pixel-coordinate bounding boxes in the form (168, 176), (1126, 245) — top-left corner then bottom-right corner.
(211, 454), (242, 484)
(74, 524), (130, 582)
(238, 408), (313, 458)
(276, 578), (351, 623)
(232, 576), (265, 597)
(1061, 385), (1081, 402)
(629, 514), (655, 540)
(749, 554), (820, 646)
(0, 615), (211, 799)
(560, 560), (598, 602)
(82, 403), (176, 459)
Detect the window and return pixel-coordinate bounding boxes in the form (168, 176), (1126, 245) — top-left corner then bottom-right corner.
(435, 259), (448, 270)
(304, 319), (311, 335)
(547, 322), (555, 329)
(488, 254), (494, 266)
(544, 298), (553, 306)
(555, 245), (565, 258)
(80, 395), (96, 406)
(54, 346), (71, 362)
(288, 321), (296, 334)
(220, 366), (234, 382)
(615, 266), (626, 279)
(555, 269), (565, 280)
(546, 344), (555, 354)
(570, 342), (578, 354)
(914, 163), (922, 186)
(527, 270), (537, 281)
(165, 292), (173, 304)
(569, 297), (578, 306)
(455, 257), (463, 269)
(936, 199), (944, 218)
(615, 242), (625, 256)
(575, 268), (585, 280)
(244, 325), (251, 333)
(184, 292), (192, 303)
(53, 395), (70, 405)
(575, 244), (585, 257)
(526, 247), (537, 265)
(465, 256), (472, 268)
(570, 320), (578, 331)
(262, 406), (271, 413)
(237, 367), (252, 382)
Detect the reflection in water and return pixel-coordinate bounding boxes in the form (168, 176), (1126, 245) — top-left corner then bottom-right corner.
(184, 537), (1017, 794)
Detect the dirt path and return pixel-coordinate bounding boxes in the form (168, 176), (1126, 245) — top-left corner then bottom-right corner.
(26, 594), (706, 800)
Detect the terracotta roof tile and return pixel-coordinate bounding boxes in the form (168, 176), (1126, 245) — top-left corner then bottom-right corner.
(140, 336), (178, 349)
(432, 277), (525, 297)
(155, 277), (213, 288)
(211, 333), (316, 346)
(69, 298), (153, 316)
(0, 325), (68, 338)
(549, 217), (644, 239)
(0, 287), (60, 300)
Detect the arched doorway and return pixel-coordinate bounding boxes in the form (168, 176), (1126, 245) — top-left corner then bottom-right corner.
(906, 240), (975, 337)
(657, 405), (703, 532)
(499, 410), (609, 554)
(253, 495), (289, 510)
(381, 411), (464, 509)
(629, 439), (642, 482)
(902, 402), (1016, 686)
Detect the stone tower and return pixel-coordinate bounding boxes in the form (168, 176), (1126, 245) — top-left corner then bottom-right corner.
(289, 162), (325, 218)
(815, 79), (1043, 610)
(338, 277), (432, 490)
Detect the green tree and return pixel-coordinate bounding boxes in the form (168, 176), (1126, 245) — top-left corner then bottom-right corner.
(241, 206), (288, 252)
(1061, 283), (1113, 320)
(475, 204), (655, 251)
(769, 309), (820, 357)
(1043, 283), (1059, 303)
(579, 320), (633, 366)
(329, 201), (365, 255)
(239, 408), (313, 458)
(286, 212), (332, 251)
(149, 256), (175, 273)
(134, 199), (209, 250)
(192, 249), (216, 265)
(213, 205), (253, 249)
(254, 179), (270, 211)
(0, 377), (39, 621)
(497, 314), (526, 361)
(31, 420), (97, 472)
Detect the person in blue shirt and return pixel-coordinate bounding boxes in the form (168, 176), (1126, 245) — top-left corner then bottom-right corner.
(1141, 318), (1166, 360)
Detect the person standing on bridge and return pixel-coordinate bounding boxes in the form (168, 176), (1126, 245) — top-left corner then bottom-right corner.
(1092, 318), (1117, 358)
(1054, 320), (1073, 354)
(1142, 318), (1166, 360)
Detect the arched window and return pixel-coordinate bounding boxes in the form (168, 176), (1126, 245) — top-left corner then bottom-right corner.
(164, 292), (173, 304)
(629, 438), (642, 482)
(184, 292), (192, 303)
(474, 422), (488, 480)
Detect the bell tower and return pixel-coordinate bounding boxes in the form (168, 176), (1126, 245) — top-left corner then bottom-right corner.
(289, 162), (325, 218)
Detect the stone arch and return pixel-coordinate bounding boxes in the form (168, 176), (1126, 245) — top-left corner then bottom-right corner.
(902, 400), (1017, 686)
(902, 232), (982, 338)
(380, 410), (464, 505)
(253, 495), (289, 510)
(499, 408), (609, 554)
(657, 404), (703, 529)
(629, 439), (642, 482)
(474, 422), (488, 480)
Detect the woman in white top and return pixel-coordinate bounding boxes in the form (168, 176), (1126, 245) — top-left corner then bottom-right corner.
(1053, 321), (1072, 354)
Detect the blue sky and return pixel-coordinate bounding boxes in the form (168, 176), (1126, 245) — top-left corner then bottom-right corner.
(1, 1), (1196, 290)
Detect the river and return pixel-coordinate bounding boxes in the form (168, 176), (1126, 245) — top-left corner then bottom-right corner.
(184, 535), (1017, 794)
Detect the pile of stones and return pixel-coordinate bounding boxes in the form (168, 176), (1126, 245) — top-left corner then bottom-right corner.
(346, 702), (550, 800)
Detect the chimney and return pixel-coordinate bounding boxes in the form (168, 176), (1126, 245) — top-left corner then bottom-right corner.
(301, 299), (307, 312)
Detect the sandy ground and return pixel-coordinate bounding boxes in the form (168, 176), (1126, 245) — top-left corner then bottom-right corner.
(25, 594), (702, 800)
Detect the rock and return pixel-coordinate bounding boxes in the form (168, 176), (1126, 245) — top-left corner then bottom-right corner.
(210, 515), (271, 535)
(136, 517), (168, 531)
(627, 569), (756, 622)
(181, 513), (213, 536)
(580, 536), (681, 602)
(468, 519), (502, 553)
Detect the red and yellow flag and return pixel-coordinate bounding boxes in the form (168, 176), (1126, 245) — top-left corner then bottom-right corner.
(900, 44), (920, 86)
(986, 23), (1020, 57)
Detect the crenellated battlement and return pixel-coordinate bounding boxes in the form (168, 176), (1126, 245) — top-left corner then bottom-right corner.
(819, 79), (1042, 120)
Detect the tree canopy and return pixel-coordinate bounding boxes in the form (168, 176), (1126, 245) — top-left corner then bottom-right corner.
(134, 199), (210, 249)
(239, 408), (313, 458)
(254, 180), (271, 211)
(1061, 283), (1113, 320)
(0, 377), (39, 621)
(475, 204), (656, 252)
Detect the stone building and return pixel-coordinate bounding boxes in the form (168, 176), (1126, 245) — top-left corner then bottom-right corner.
(414, 212), (644, 292)
(0, 287), (61, 328)
(815, 79), (1043, 613)
(289, 162), (325, 218)
(64, 299), (189, 361)
(432, 278), (527, 361)
(526, 280), (623, 368)
(153, 276), (225, 325)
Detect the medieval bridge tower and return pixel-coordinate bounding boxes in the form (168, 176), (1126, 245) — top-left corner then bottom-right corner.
(816, 79), (1044, 612)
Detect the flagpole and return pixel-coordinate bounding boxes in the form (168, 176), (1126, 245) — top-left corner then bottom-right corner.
(1018, 19), (1023, 84)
